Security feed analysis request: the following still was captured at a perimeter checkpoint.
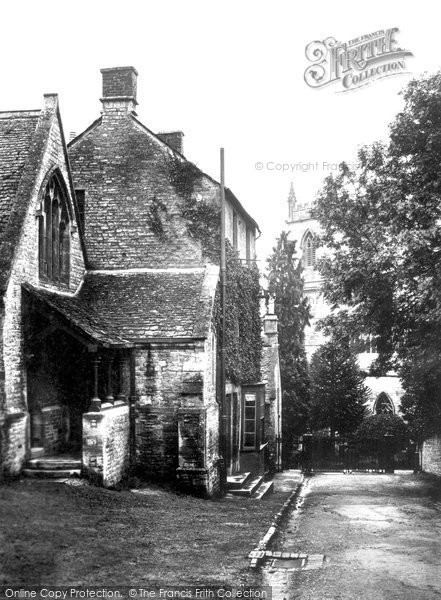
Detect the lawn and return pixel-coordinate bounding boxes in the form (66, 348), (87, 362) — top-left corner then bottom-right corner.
(0, 478), (293, 587)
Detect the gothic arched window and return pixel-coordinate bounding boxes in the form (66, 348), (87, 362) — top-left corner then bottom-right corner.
(303, 232), (316, 267)
(38, 173), (70, 283)
(374, 393), (394, 415)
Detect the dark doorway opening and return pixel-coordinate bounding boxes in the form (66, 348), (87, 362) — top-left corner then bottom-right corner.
(24, 295), (91, 454)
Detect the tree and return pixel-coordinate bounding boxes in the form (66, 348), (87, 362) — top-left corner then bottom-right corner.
(313, 72), (441, 440)
(309, 340), (369, 437)
(266, 232), (311, 464)
(355, 414), (409, 454)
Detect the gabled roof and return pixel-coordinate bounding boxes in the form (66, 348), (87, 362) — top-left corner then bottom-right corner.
(0, 96), (87, 293)
(0, 110), (40, 232)
(129, 115), (260, 232)
(68, 113), (206, 270)
(225, 187), (259, 232)
(68, 113), (260, 264)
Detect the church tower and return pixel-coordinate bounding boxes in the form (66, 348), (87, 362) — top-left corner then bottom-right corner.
(284, 182), (403, 415)
(285, 182), (327, 359)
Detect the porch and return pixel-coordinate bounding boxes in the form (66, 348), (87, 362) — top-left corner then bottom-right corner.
(22, 284), (134, 485)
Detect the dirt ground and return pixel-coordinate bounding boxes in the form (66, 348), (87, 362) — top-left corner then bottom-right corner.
(263, 471), (441, 600)
(0, 477), (294, 587)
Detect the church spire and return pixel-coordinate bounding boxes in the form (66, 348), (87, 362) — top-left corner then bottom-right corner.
(287, 181), (296, 221)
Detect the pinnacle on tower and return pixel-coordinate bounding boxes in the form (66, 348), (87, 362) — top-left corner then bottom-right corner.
(288, 181), (297, 220)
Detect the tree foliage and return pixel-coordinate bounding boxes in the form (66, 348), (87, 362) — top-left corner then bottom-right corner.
(355, 414), (410, 456)
(266, 232), (310, 462)
(313, 72), (441, 440)
(309, 340), (369, 436)
(355, 414), (409, 444)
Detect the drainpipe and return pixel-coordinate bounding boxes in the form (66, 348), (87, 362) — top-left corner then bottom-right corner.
(129, 349), (137, 467)
(219, 148), (227, 493)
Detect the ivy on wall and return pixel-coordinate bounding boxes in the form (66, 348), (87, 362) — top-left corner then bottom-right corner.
(163, 154), (220, 261)
(163, 153), (262, 384)
(214, 243), (262, 385)
(146, 195), (168, 239)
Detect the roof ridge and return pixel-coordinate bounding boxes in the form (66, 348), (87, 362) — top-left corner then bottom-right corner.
(129, 114), (259, 231)
(67, 116), (103, 148)
(130, 114), (221, 187)
(86, 267), (206, 276)
(0, 110), (41, 118)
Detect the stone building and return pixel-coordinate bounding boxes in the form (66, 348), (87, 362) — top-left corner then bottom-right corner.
(0, 66), (281, 495)
(286, 182), (403, 416)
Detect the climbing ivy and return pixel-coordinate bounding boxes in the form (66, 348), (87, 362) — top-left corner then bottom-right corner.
(164, 154), (202, 201)
(163, 154), (262, 384)
(163, 154), (220, 260)
(146, 195), (168, 239)
(214, 243), (262, 385)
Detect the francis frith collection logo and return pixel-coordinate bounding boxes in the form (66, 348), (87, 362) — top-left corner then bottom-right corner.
(304, 28), (413, 92)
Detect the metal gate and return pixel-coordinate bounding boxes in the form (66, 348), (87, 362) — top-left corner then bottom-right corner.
(297, 434), (416, 473)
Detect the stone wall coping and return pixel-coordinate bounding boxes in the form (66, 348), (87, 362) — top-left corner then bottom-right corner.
(177, 406), (206, 414)
(84, 411), (105, 420)
(85, 401), (129, 417)
(176, 467), (209, 474)
(40, 405), (63, 412)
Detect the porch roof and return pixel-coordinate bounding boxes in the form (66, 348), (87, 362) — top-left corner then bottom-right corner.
(23, 265), (218, 346)
(23, 284), (132, 348)
(77, 269), (215, 341)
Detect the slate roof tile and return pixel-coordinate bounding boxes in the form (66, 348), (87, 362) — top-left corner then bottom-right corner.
(80, 271), (210, 340)
(24, 268), (217, 346)
(0, 111), (40, 233)
(23, 283), (129, 347)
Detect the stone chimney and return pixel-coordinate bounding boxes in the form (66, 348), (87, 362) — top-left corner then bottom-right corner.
(157, 131), (184, 154)
(100, 66), (138, 116)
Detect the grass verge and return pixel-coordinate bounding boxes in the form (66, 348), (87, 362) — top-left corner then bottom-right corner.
(0, 478), (294, 586)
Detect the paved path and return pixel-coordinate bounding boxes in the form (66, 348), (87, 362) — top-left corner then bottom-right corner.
(262, 472), (441, 600)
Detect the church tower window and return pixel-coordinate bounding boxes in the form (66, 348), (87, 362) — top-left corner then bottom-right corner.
(303, 231), (316, 267)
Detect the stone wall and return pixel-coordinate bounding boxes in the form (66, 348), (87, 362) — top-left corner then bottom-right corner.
(133, 330), (220, 495)
(422, 435), (441, 477)
(194, 177), (257, 263)
(83, 402), (130, 487)
(135, 405), (178, 479)
(0, 412), (29, 475)
(68, 105), (205, 271)
(41, 405), (64, 454)
(176, 405), (208, 493)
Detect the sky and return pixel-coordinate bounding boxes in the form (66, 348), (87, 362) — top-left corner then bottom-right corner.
(1, 0), (440, 266)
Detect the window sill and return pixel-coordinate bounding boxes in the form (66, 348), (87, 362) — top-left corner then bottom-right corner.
(241, 442), (268, 453)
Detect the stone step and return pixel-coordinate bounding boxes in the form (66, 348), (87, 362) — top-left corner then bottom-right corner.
(23, 468), (82, 479)
(226, 472), (252, 490)
(252, 480), (274, 500)
(26, 458), (82, 470)
(229, 475), (263, 497)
